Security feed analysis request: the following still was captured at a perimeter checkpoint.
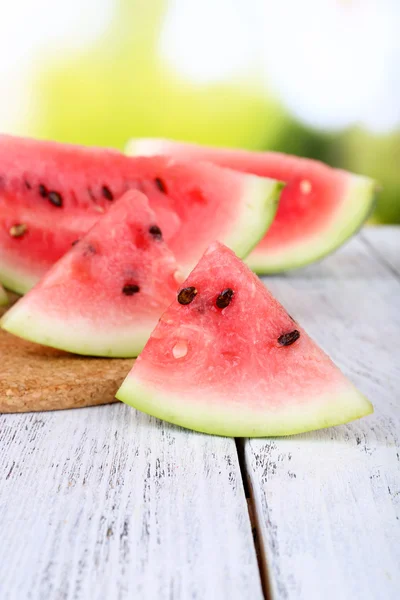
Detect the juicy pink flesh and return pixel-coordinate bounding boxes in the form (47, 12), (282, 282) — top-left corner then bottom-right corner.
(132, 242), (352, 411)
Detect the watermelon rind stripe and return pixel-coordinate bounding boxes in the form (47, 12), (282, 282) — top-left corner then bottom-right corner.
(0, 305), (150, 357)
(223, 177), (284, 260)
(0, 264), (38, 296)
(246, 175), (378, 274)
(128, 139), (377, 275)
(116, 375), (373, 438)
(0, 284), (8, 306)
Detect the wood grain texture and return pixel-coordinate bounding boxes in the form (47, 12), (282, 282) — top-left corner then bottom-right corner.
(0, 404), (262, 600)
(0, 295), (130, 412)
(245, 230), (400, 600)
(362, 226), (400, 277)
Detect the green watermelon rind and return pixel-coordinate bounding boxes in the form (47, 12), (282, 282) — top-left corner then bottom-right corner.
(222, 177), (284, 260)
(0, 284), (8, 306)
(247, 175), (378, 274)
(116, 375), (373, 437)
(0, 266), (38, 297)
(0, 305), (152, 357)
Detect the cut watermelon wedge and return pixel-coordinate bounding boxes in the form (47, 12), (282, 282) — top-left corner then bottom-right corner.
(0, 135), (282, 294)
(116, 242), (373, 437)
(1, 191), (181, 357)
(128, 138), (378, 273)
(0, 284), (7, 306)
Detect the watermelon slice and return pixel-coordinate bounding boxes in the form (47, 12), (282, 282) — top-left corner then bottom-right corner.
(128, 138), (378, 273)
(1, 191), (181, 357)
(0, 135), (282, 294)
(116, 242), (373, 436)
(0, 284), (7, 306)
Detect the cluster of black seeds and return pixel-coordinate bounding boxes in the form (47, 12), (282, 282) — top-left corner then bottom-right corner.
(37, 184), (63, 207)
(177, 286), (235, 309)
(176, 286), (301, 346)
(17, 175), (169, 212)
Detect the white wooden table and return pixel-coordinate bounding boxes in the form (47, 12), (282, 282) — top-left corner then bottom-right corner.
(1, 227), (399, 600)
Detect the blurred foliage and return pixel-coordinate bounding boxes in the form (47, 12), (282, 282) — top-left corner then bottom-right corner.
(29, 0), (399, 223)
(31, 0), (288, 151)
(338, 128), (400, 224)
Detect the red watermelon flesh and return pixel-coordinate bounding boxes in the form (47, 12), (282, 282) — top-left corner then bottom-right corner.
(1, 191), (182, 357)
(116, 242), (373, 436)
(0, 135), (282, 294)
(129, 138), (378, 273)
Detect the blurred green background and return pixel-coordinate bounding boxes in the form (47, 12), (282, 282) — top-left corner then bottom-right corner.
(2, 0), (399, 222)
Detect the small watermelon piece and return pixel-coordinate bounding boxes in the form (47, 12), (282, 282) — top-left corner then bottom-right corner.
(116, 242), (373, 437)
(1, 191), (181, 357)
(0, 135), (282, 294)
(128, 138), (378, 273)
(0, 284), (7, 306)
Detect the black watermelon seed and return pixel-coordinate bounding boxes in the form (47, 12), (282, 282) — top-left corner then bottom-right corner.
(102, 185), (113, 200)
(71, 239), (80, 246)
(83, 243), (97, 256)
(177, 286), (197, 305)
(24, 180), (31, 190)
(48, 191), (63, 207)
(39, 184), (48, 198)
(149, 225), (162, 239)
(122, 284), (140, 296)
(155, 177), (167, 194)
(278, 330), (300, 346)
(216, 288), (234, 309)
(9, 223), (28, 238)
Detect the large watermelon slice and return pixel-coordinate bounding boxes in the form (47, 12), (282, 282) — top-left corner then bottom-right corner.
(1, 191), (182, 357)
(128, 138), (378, 273)
(0, 284), (7, 306)
(0, 135), (282, 294)
(116, 242), (373, 436)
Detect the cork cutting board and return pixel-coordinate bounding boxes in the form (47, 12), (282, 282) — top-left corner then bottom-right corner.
(0, 294), (132, 413)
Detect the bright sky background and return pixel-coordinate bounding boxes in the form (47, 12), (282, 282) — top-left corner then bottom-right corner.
(0, 0), (399, 135)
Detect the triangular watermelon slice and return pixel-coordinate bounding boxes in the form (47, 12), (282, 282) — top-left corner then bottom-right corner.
(0, 284), (7, 306)
(1, 191), (182, 357)
(128, 138), (378, 273)
(116, 242), (373, 436)
(0, 135), (282, 294)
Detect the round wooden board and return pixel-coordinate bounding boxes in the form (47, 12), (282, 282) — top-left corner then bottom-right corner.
(0, 297), (133, 413)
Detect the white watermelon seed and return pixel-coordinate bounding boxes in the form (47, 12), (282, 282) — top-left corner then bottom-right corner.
(300, 180), (312, 194)
(172, 340), (188, 359)
(9, 223), (27, 238)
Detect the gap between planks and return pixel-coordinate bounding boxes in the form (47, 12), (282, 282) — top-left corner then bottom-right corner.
(235, 229), (400, 600)
(236, 438), (272, 600)
(240, 230), (400, 600)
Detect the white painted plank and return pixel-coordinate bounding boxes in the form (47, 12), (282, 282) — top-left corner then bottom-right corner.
(0, 404), (263, 600)
(362, 226), (400, 277)
(245, 232), (400, 600)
